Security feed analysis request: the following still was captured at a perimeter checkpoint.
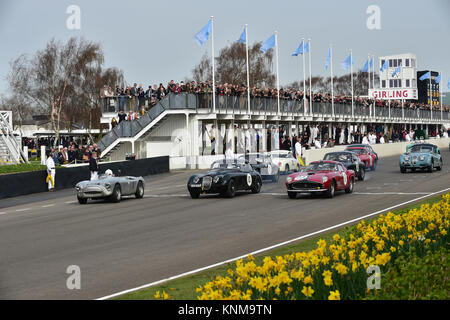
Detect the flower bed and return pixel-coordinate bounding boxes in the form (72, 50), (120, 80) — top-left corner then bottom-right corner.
(192, 194), (449, 300)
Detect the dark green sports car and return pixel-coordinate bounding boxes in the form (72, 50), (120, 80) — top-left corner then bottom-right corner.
(187, 159), (262, 199)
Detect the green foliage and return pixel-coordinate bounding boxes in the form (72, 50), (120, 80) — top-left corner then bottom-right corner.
(367, 245), (450, 300)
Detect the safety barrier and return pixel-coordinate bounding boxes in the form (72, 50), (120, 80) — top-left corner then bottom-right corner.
(0, 156), (169, 200)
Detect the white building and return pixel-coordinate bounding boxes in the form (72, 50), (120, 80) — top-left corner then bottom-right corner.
(379, 53), (417, 90)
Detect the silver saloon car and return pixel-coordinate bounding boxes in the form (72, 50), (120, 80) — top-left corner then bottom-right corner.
(75, 173), (145, 204)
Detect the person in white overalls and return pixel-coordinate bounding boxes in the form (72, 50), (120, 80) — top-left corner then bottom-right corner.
(46, 151), (56, 191)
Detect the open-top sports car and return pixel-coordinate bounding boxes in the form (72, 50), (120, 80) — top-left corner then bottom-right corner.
(347, 144), (379, 161)
(400, 143), (442, 173)
(345, 146), (376, 171)
(323, 151), (366, 181)
(269, 150), (301, 174)
(75, 169), (145, 204)
(238, 153), (280, 182)
(187, 160), (262, 198)
(285, 160), (355, 199)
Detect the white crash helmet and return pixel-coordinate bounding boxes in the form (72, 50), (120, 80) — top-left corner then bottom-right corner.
(105, 169), (113, 177)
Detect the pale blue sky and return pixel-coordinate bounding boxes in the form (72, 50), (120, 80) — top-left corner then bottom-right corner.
(0, 0), (449, 94)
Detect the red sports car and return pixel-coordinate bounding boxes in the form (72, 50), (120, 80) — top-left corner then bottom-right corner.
(285, 160), (355, 199)
(345, 147), (376, 171)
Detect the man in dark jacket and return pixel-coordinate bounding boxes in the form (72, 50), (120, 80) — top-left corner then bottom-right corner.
(89, 151), (99, 180)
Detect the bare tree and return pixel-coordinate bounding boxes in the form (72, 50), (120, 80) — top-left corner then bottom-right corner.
(5, 37), (115, 147)
(191, 42), (275, 87)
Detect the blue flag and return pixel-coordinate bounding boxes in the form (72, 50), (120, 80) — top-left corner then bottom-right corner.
(304, 41), (310, 53)
(380, 60), (388, 72)
(362, 60), (369, 72)
(435, 73), (441, 84)
(292, 41), (303, 56)
(448, 78), (450, 90)
(325, 48), (331, 70)
(260, 34), (276, 53)
(419, 71), (431, 81)
(237, 27), (246, 44)
(194, 19), (212, 46)
(392, 64), (402, 77)
(341, 54), (353, 70)
(369, 57), (374, 69)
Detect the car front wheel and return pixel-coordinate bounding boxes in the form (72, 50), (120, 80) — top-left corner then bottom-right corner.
(325, 181), (335, 198)
(225, 180), (236, 198)
(251, 179), (261, 194)
(287, 191), (297, 199)
(77, 197), (87, 205)
(109, 184), (122, 203)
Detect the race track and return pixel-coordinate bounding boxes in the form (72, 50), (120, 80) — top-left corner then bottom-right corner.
(0, 149), (449, 299)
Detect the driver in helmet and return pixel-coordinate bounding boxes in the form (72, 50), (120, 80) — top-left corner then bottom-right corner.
(105, 169), (114, 177)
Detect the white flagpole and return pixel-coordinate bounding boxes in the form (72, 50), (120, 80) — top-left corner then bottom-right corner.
(330, 44), (334, 117)
(368, 54), (371, 93)
(351, 49), (354, 118)
(308, 38), (312, 116)
(245, 24), (251, 114)
(302, 38), (306, 116)
(401, 64), (404, 120)
(372, 55), (375, 89)
(430, 73), (432, 120)
(275, 32), (280, 115)
(211, 16), (216, 113)
(441, 72), (443, 121)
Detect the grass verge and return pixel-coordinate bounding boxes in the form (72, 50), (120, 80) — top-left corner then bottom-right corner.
(114, 194), (445, 300)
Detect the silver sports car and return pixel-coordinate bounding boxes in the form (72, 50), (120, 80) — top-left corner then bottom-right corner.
(75, 170), (145, 204)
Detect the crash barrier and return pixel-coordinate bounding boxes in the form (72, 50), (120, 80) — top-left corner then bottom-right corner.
(0, 156), (169, 200)
(303, 137), (450, 165)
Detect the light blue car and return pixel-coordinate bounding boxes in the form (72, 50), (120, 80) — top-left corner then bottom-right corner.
(399, 143), (443, 173)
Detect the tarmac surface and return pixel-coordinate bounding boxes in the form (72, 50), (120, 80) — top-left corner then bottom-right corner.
(0, 149), (449, 299)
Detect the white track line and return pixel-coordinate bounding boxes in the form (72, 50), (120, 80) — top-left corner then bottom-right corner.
(41, 204), (55, 208)
(354, 192), (431, 195)
(15, 208), (31, 212)
(0, 212), (6, 215)
(96, 187), (450, 300)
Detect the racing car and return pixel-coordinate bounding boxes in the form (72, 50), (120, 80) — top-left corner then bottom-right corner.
(347, 144), (379, 161)
(345, 146), (376, 171)
(238, 153), (280, 182)
(187, 159), (262, 198)
(285, 160), (355, 199)
(400, 143), (442, 173)
(75, 169), (145, 204)
(323, 151), (366, 181)
(269, 150), (301, 174)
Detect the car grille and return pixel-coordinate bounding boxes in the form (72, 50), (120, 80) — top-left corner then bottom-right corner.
(202, 176), (212, 191)
(84, 191), (103, 195)
(291, 181), (323, 190)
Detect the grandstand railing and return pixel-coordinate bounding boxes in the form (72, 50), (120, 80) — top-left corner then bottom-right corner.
(97, 93), (450, 152)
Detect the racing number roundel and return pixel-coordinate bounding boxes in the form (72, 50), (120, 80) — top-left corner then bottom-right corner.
(342, 172), (347, 186)
(247, 173), (252, 187)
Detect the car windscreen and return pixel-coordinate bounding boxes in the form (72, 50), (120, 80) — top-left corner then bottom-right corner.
(301, 162), (337, 172)
(347, 148), (366, 155)
(409, 145), (432, 153)
(211, 162), (240, 170)
(324, 153), (351, 162)
(271, 152), (290, 158)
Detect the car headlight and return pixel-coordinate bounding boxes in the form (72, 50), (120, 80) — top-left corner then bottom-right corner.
(404, 156), (410, 161)
(213, 176), (221, 183)
(322, 176), (328, 183)
(193, 176), (200, 184)
(75, 186), (81, 191)
(286, 176), (292, 183)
